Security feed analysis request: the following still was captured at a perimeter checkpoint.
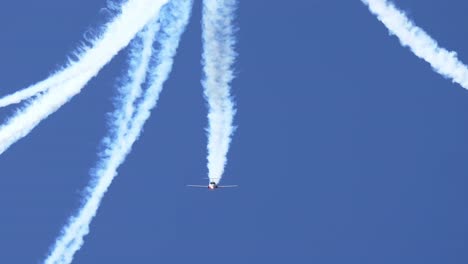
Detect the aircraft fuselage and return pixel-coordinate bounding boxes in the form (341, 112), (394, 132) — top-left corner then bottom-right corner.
(208, 182), (218, 190)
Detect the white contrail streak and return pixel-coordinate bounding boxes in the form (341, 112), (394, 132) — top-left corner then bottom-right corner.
(0, 0), (169, 157)
(0, 68), (92, 108)
(44, 21), (158, 264)
(44, 0), (192, 263)
(361, 0), (468, 88)
(0, 4), (143, 109)
(0, 49), (101, 108)
(202, 0), (238, 184)
(113, 22), (160, 139)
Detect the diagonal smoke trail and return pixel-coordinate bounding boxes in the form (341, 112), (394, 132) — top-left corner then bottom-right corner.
(0, 0), (169, 157)
(44, 0), (193, 263)
(201, 0), (238, 184)
(0, 1), (164, 108)
(0, 2), (152, 109)
(127, 0), (193, 135)
(113, 22), (160, 140)
(44, 21), (158, 264)
(361, 0), (468, 88)
(0, 68), (93, 108)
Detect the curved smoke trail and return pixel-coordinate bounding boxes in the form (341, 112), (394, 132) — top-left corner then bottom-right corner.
(202, 0), (238, 184)
(361, 0), (468, 88)
(44, 0), (193, 263)
(0, 0), (169, 157)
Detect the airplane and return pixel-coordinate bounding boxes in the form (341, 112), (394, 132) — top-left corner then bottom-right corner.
(187, 181), (238, 190)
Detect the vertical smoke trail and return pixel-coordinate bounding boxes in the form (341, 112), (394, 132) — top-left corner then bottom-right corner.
(0, 0), (169, 157)
(44, 0), (193, 263)
(361, 0), (468, 88)
(201, 0), (238, 184)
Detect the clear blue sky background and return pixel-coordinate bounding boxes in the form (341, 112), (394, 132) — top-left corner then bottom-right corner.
(0, 0), (467, 263)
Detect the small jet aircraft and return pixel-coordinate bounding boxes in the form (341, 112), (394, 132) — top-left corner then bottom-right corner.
(187, 181), (238, 190)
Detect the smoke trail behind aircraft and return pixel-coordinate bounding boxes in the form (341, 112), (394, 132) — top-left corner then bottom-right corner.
(44, 0), (192, 263)
(361, 0), (468, 88)
(201, 0), (238, 184)
(0, 0), (168, 157)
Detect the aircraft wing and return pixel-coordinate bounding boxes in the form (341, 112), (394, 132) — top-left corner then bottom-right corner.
(218, 185), (238, 188)
(187, 185), (207, 188)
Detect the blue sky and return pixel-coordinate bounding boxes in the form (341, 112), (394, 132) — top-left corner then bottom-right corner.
(0, 0), (467, 263)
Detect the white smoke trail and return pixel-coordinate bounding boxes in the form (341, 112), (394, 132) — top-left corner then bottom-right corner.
(0, 68), (93, 108)
(44, 21), (158, 264)
(44, 0), (193, 263)
(201, 0), (238, 184)
(0, 3), (146, 109)
(361, 0), (468, 88)
(0, 0), (169, 157)
(113, 22), (160, 139)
